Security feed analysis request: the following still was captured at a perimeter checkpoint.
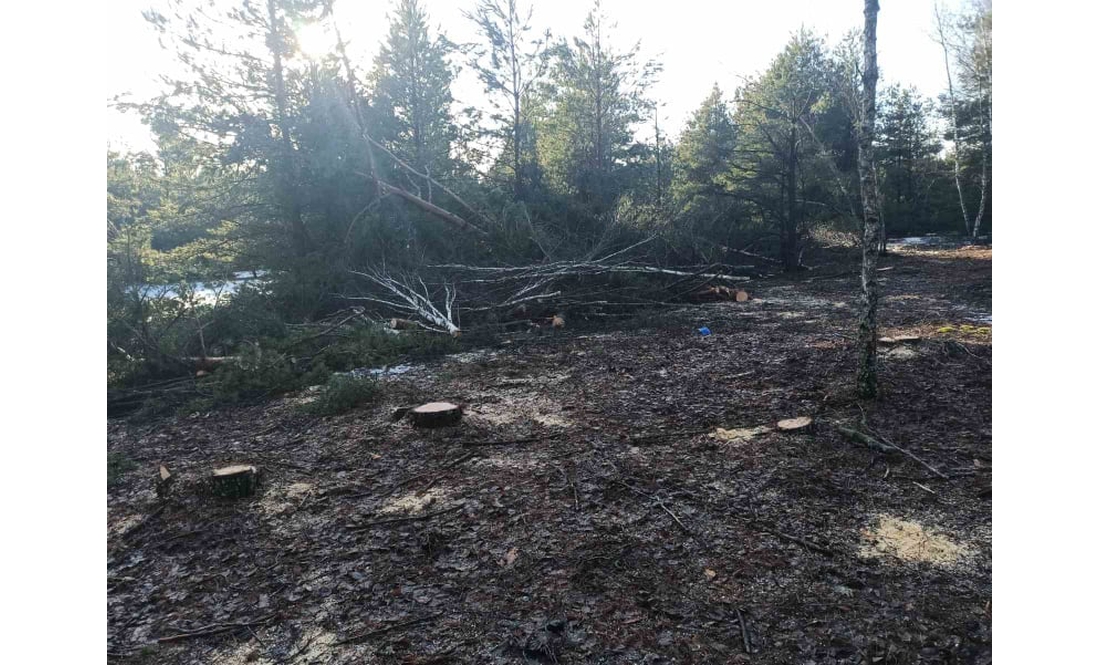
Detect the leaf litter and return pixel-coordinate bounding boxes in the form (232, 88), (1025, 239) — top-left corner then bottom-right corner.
(107, 245), (992, 663)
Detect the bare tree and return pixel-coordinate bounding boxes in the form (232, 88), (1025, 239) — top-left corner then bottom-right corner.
(856, 0), (882, 399)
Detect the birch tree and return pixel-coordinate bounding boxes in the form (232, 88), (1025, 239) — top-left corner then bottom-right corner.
(856, 0), (882, 399)
(934, 0), (991, 238)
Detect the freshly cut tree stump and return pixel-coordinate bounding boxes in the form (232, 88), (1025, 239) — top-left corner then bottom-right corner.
(878, 335), (921, 345)
(734, 289), (750, 303)
(409, 402), (463, 428)
(156, 465), (174, 499)
(776, 416), (814, 432)
(210, 465), (260, 498)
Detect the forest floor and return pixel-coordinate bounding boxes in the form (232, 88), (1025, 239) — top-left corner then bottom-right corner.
(107, 243), (992, 665)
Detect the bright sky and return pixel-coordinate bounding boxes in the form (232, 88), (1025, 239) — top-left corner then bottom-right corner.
(106, 0), (967, 153)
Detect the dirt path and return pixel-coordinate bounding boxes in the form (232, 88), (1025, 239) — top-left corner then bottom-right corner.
(108, 246), (992, 664)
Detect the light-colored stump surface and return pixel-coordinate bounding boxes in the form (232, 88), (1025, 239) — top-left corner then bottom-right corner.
(211, 464), (259, 498)
(776, 416), (814, 432)
(878, 335), (921, 345)
(409, 402), (463, 428)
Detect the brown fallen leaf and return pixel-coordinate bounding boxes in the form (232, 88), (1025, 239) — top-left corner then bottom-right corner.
(704, 568), (717, 579)
(500, 547), (519, 567)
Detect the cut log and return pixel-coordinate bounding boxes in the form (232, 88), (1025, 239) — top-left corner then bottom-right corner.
(776, 416), (814, 432)
(734, 289), (750, 303)
(409, 402), (463, 428)
(551, 314), (565, 329)
(389, 318), (419, 330)
(878, 335), (921, 345)
(210, 465), (259, 499)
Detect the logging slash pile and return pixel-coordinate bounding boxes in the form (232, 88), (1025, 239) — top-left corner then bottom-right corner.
(344, 247), (767, 337)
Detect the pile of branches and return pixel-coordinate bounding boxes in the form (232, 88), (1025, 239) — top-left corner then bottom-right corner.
(344, 244), (769, 335)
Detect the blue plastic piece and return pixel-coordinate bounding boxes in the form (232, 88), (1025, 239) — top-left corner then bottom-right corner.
(698, 326), (711, 336)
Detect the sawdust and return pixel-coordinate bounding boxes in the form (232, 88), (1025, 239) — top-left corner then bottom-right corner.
(712, 425), (773, 444)
(257, 481), (315, 517)
(474, 455), (544, 471)
(468, 393), (572, 428)
(882, 346), (919, 360)
(379, 486), (449, 515)
(860, 515), (970, 566)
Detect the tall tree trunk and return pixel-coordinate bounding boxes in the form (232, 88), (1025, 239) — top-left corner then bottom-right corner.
(654, 110), (662, 207)
(784, 122), (799, 271)
(971, 75), (991, 238)
(509, 3), (523, 199)
(266, 0), (312, 257)
(856, 0), (882, 399)
(935, 4), (971, 237)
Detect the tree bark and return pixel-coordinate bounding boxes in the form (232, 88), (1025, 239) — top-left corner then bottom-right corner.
(856, 0), (882, 399)
(784, 122), (800, 271)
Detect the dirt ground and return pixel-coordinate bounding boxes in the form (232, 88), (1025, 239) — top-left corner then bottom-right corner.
(107, 244), (992, 664)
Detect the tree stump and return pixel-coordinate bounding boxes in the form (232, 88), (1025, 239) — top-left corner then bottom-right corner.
(776, 416), (814, 432)
(156, 465), (174, 499)
(210, 465), (260, 498)
(409, 402), (463, 428)
(734, 289), (750, 303)
(878, 335), (920, 345)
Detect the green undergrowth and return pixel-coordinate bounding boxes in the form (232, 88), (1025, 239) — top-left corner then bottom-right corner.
(301, 374), (383, 416)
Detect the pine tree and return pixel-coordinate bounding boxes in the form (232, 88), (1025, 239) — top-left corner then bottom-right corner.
(732, 30), (843, 271)
(877, 84), (940, 234)
(536, 0), (659, 212)
(371, 0), (459, 179)
(674, 84), (737, 203)
(465, 0), (551, 199)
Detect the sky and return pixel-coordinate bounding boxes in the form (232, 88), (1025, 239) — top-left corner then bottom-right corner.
(105, 0), (968, 153)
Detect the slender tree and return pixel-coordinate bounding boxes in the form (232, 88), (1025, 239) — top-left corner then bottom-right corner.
(856, 0), (882, 399)
(465, 0), (551, 199)
(934, 0), (991, 238)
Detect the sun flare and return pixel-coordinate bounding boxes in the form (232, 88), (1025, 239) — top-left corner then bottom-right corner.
(295, 22), (333, 60)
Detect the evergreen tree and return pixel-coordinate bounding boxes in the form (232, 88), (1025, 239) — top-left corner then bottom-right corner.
(674, 84), (737, 203)
(732, 29), (847, 270)
(465, 0), (551, 199)
(371, 0), (459, 179)
(877, 84), (941, 235)
(536, 0), (659, 214)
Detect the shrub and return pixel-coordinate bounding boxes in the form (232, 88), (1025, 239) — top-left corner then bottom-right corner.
(303, 374), (382, 416)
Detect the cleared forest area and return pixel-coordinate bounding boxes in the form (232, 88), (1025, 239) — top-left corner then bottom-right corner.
(107, 242), (992, 664)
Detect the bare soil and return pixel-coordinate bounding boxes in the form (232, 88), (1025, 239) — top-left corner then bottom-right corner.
(107, 245), (992, 664)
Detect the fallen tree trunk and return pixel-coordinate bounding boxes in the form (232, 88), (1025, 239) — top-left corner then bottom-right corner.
(377, 181), (489, 238)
